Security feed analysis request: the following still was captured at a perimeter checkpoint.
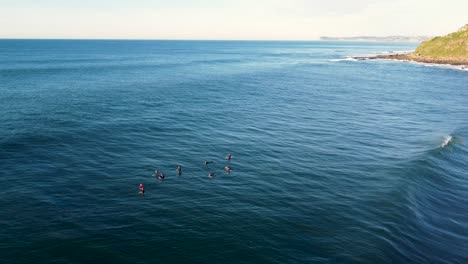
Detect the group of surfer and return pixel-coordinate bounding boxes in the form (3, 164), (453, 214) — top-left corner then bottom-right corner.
(138, 153), (233, 194)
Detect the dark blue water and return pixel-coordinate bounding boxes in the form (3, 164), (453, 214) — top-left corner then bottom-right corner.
(1, 40), (467, 264)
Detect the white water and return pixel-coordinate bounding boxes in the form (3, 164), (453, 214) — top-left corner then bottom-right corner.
(441, 135), (453, 148)
(328, 57), (358, 62)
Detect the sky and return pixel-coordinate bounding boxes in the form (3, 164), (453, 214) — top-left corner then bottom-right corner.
(0, 0), (467, 40)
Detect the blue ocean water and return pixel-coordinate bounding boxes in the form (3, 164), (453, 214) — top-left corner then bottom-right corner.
(0, 40), (467, 264)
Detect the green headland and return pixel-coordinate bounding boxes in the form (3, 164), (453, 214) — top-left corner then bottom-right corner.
(411, 24), (468, 64)
(355, 25), (468, 66)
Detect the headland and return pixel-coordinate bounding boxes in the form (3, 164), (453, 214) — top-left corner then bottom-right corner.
(353, 25), (468, 67)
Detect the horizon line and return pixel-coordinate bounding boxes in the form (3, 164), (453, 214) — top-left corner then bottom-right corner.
(0, 37), (424, 44)
(0, 37), (322, 42)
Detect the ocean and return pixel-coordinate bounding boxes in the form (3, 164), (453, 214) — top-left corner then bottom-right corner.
(0, 40), (467, 264)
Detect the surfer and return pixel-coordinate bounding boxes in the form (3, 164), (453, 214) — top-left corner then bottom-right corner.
(176, 165), (182, 175)
(225, 153), (232, 161)
(159, 173), (165, 180)
(208, 172), (215, 178)
(224, 166), (232, 173)
(154, 169), (160, 177)
(204, 161), (215, 165)
(139, 184), (145, 194)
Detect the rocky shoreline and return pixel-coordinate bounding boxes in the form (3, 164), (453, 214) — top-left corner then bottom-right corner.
(353, 53), (468, 67)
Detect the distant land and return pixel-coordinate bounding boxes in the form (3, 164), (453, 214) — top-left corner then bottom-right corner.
(352, 24), (468, 66)
(320, 36), (431, 43)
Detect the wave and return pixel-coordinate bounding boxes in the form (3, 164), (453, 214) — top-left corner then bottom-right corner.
(328, 57), (358, 62)
(418, 62), (468, 72)
(386, 59), (468, 72)
(440, 135), (454, 148)
(348, 55), (468, 72)
(387, 50), (413, 54)
(371, 50), (414, 55)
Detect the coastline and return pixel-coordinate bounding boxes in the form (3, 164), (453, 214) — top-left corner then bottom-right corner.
(353, 53), (468, 68)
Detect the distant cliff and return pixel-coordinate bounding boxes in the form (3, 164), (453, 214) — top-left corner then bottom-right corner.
(320, 36), (430, 43)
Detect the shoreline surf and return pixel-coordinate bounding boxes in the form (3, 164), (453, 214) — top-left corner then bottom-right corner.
(352, 52), (468, 69)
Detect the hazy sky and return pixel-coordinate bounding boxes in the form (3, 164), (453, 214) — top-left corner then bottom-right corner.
(0, 0), (466, 40)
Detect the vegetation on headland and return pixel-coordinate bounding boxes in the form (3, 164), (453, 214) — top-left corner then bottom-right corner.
(354, 25), (468, 66)
(409, 24), (468, 64)
(415, 25), (467, 58)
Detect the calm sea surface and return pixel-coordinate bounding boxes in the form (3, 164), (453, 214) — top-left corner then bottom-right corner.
(0, 40), (467, 264)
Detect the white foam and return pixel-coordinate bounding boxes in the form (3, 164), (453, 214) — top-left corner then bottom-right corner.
(414, 62), (468, 72)
(373, 58), (468, 72)
(391, 50), (414, 54)
(328, 57), (357, 62)
(441, 135), (453, 148)
(371, 50), (414, 55)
